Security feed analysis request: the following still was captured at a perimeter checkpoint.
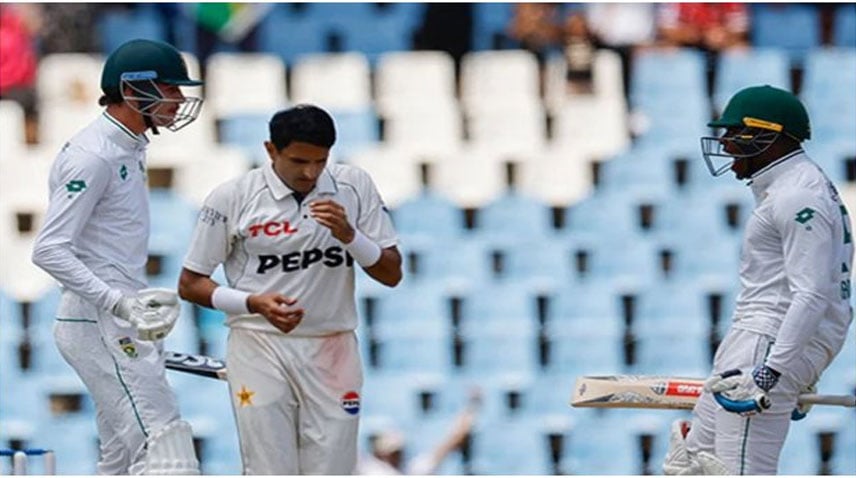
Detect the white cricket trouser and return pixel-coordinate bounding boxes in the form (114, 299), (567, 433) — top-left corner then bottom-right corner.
(685, 327), (830, 474)
(226, 328), (363, 475)
(53, 291), (182, 475)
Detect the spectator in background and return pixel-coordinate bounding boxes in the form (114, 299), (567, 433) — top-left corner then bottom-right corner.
(507, 3), (563, 66)
(0, 3), (39, 143)
(36, 3), (102, 54)
(562, 11), (597, 95)
(358, 389), (482, 475)
(657, 3), (749, 52)
(656, 3), (749, 96)
(585, 3), (657, 99)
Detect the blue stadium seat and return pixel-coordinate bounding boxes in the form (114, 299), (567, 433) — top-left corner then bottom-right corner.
(544, 320), (624, 376)
(460, 283), (538, 326)
(375, 318), (454, 375)
(477, 192), (555, 240)
(499, 237), (574, 286)
(470, 415), (553, 474)
(833, 4), (856, 47)
(597, 149), (680, 197)
(258, 8), (328, 64)
(330, 108), (379, 161)
(98, 9), (167, 55)
(631, 48), (707, 107)
(565, 409), (644, 475)
(549, 280), (626, 327)
(372, 282), (450, 331)
(218, 114), (272, 167)
(391, 192), (464, 241)
(415, 236), (494, 289)
(714, 49), (791, 110)
(751, 4), (821, 64)
(472, 3), (516, 51)
(459, 318), (539, 376)
(148, 189), (198, 256)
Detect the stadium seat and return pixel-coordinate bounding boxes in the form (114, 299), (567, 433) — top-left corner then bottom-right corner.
(37, 53), (104, 110)
(477, 192), (554, 240)
(544, 49), (626, 113)
(467, 101), (548, 157)
(415, 236), (494, 290)
(382, 104), (464, 157)
(257, 7), (328, 65)
(37, 103), (102, 149)
(205, 53), (287, 118)
(631, 48), (706, 107)
(833, 4), (856, 47)
(472, 3), (516, 51)
(217, 114), (271, 165)
(391, 191), (464, 241)
(499, 238), (574, 286)
(751, 4), (821, 64)
(329, 108), (380, 161)
(544, 319), (623, 376)
(0, 100), (27, 161)
(552, 95), (631, 162)
(347, 146), (422, 209)
(148, 189), (199, 256)
(375, 51), (457, 116)
(98, 8), (167, 56)
(290, 52), (372, 111)
(714, 49), (790, 111)
(173, 146), (251, 207)
(333, 12), (414, 63)
(516, 146), (593, 208)
(470, 415), (553, 474)
(460, 50), (541, 114)
(431, 148), (508, 208)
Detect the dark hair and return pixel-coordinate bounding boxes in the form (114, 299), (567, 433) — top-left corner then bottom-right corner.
(269, 104), (336, 150)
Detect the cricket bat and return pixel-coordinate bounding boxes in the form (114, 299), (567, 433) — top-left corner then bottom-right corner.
(164, 351), (228, 380)
(571, 375), (856, 409)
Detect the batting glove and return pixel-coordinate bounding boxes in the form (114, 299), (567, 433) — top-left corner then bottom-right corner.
(791, 382), (817, 421)
(112, 289), (181, 341)
(705, 366), (779, 416)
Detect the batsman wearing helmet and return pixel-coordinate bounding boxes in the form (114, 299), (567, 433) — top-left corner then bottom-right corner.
(178, 104), (403, 474)
(663, 85), (854, 474)
(32, 39), (204, 474)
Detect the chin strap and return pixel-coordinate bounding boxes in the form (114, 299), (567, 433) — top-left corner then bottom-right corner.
(144, 113), (160, 135)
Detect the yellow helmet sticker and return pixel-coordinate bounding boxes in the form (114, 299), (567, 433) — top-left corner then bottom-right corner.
(743, 117), (784, 132)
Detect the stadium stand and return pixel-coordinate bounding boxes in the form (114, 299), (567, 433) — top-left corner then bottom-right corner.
(1, 3), (854, 475)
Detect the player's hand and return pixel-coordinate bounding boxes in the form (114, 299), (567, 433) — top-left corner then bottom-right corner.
(791, 382), (817, 421)
(133, 288), (181, 341)
(705, 366), (779, 416)
(248, 293), (304, 334)
(309, 199), (354, 243)
(113, 289), (181, 341)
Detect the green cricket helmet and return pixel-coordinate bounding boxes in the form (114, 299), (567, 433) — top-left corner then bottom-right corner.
(101, 39), (204, 132)
(701, 85), (811, 176)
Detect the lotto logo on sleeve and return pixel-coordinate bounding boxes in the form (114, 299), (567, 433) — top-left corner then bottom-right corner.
(341, 391), (360, 415)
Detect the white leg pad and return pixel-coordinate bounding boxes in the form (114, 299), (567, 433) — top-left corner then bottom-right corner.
(663, 419), (728, 475)
(139, 420), (200, 475)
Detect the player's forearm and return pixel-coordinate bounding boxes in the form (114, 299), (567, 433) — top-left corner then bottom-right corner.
(31, 242), (122, 311)
(177, 268), (219, 308)
(363, 247), (402, 287)
(765, 290), (828, 375)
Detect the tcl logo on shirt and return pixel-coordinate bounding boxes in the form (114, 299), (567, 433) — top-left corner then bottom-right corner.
(257, 246), (354, 274)
(248, 220), (298, 238)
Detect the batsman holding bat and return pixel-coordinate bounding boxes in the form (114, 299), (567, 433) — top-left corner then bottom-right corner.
(663, 85), (855, 474)
(31, 39), (203, 474)
(178, 104), (402, 474)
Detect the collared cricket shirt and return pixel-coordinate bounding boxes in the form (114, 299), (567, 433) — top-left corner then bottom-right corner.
(33, 112), (150, 311)
(733, 150), (854, 374)
(183, 163), (397, 336)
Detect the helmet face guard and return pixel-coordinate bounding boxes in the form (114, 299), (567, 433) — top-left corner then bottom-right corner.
(700, 126), (780, 176)
(120, 71), (202, 132)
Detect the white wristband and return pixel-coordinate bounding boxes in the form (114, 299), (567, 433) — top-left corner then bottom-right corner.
(211, 286), (251, 315)
(345, 230), (382, 267)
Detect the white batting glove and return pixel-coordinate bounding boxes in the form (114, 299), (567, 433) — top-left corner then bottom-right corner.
(705, 366), (778, 416)
(791, 382), (817, 421)
(132, 288), (181, 341)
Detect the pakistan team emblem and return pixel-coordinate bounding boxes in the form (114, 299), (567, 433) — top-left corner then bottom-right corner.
(118, 337), (138, 358)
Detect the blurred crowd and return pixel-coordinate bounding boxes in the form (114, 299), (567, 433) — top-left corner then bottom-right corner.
(0, 3), (851, 145)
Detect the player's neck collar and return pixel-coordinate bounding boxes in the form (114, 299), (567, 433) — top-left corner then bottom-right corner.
(102, 112), (148, 150)
(748, 149), (805, 192)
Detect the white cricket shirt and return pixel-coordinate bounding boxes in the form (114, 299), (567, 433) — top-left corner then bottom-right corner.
(32, 112), (150, 312)
(733, 150), (854, 375)
(183, 163), (397, 336)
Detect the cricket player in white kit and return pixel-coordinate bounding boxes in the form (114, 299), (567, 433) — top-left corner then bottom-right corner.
(663, 85), (854, 474)
(178, 104), (403, 474)
(31, 39), (204, 474)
